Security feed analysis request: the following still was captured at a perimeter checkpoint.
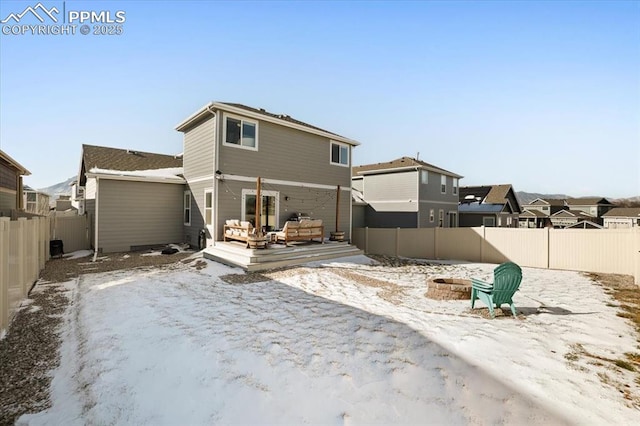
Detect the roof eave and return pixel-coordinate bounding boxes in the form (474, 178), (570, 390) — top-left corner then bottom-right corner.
(0, 150), (31, 176)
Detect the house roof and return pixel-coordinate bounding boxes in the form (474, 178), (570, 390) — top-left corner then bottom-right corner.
(0, 149), (31, 176)
(352, 157), (463, 178)
(82, 144), (182, 173)
(80, 144), (183, 185)
(459, 184), (521, 213)
(520, 209), (548, 218)
(565, 197), (612, 206)
(175, 102), (359, 146)
(565, 220), (603, 229)
(551, 209), (594, 218)
(602, 207), (640, 218)
(525, 198), (566, 207)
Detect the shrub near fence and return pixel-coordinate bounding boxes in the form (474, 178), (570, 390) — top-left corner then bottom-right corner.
(353, 227), (640, 285)
(0, 216), (50, 333)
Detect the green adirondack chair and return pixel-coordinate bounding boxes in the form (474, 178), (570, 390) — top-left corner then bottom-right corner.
(471, 262), (522, 318)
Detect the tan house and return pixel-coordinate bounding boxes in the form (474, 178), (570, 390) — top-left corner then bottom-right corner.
(23, 185), (50, 216)
(76, 144), (184, 253)
(602, 207), (640, 229)
(0, 150), (30, 216)
(176, 102), (359, 247)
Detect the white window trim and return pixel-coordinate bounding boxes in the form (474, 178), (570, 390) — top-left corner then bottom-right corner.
(183, 191), (191, 226)
(204, 189), (213, 227)
(438, 209), (444, 227)
(421, 170), (428, 184)
(429, 209), (435, 223)
(452, 178), (458, 195)
(222, 112), (259, 151)
(330, 140), (350, 167)
(241, 189), (280, 229)
(441, 175), (447, 194)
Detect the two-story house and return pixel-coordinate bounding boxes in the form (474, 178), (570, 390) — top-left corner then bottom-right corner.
(520, 197), (613, 228)
(0, 149), (30, 216)
(176, 102), (359, 247)
(351, 157), (462, 228)
(458, 184), (522, 227)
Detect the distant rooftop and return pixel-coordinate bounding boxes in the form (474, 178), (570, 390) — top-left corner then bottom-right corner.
(352, 157), (462, 178)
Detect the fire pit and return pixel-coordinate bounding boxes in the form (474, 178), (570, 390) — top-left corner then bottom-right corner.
(426, 278), (472, 300)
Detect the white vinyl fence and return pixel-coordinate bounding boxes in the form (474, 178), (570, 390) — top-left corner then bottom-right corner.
(50, 214), (90, 254)
(0, 217), (50, 333)
(353, 227), (640, 284)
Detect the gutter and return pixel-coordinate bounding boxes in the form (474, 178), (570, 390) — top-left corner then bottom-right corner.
(92, 177), (99, 262)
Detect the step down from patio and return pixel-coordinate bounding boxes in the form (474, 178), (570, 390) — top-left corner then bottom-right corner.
(203, 241), (363, 272)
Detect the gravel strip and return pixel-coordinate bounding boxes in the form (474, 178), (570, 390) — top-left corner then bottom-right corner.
(0, 250), (194, 425)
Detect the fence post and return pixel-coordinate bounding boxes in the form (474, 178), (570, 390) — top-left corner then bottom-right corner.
(364, 227), (369, 254)
(634, 227), (640, 286)
(479, 226), (485, 263)
(395, 227), (400, 257)
(0, 218), (9, 332)
(17, 218), (27, 296)
(546, 227), (551, 270)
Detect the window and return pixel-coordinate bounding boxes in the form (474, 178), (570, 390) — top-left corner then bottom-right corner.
(204, 190), (213, 226)
(421, 170), (428, 184)
(224, 115), (258, 150)
(438, 209), (444, 227)
(507, 216), (512, 227)
(441, 175), (446, 193)
(453, 178), (458, 195)
(429, 209), (435, 222)
(498, 216), (502, 227)
(448, 211), (457, 228)
(184, 191), (191, 225)
(483, 217), (495, 227)
(241, 189), (279, 231)
(330, 141), (349, 166)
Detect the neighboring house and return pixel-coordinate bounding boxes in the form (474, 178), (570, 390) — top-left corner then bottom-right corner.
(549, 209), (595, 228)
(521, 197), (612, 227)
(602, 207), (640, 229)
(23, 186), (50, 216)
(565, 220), (604, 229)
(458, 184), (522, 227)
(351, 157), (462, 228)
(76, 144), (184, 253)
(0, 149), (30, 216)
(70, 182), (85, 214)
(521, 198), (566, 217)
(175, 102), (359, 246)
(565, 197), (614, 222)
(518, 209), (551, 228)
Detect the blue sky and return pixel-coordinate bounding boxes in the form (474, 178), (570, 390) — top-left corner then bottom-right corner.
(1, 0), (638, 198)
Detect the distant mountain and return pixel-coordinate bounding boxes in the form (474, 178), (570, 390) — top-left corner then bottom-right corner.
(38, 176), (75, 200)
(516, 191), (569, 205)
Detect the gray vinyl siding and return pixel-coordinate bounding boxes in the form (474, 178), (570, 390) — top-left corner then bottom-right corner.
(418, 202), (458, 228)
(184, 179), (214, 245)
(363, 171), (417, 205)
(216, 180), (351, 241)
(218, 118), (351, 187)
(96, 179), (184, 253)
(0, 191), (16, 215)
(418, 172), (459, 204)
(0, 162), (18, 191)
(183, 116), (215, 180)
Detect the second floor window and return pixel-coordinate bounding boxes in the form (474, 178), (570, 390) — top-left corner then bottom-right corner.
(224, 115), (258, 150)
(331, 141), (349, 166)
(453, 178), (458, 195)
(421, 170), (428, 184)
(441, 175), (447, 194)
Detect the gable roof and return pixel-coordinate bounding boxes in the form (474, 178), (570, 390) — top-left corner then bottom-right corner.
(460, 184), (521, 213)
(551, 209), (594, 218)
(0, 149), (31, 176)
(565, 220), (603, 229)
(602, 207), (640, 218)
(175, 102), (359, 146)
(519, 209), (548, 218)
(525, 197), (566, 207)
(79, 144), (183, 185)
(565, 197), (612, 206)
(352, 157), (463, 178)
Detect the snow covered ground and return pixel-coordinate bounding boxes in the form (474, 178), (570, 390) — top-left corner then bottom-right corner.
(18, 255), (640, 425)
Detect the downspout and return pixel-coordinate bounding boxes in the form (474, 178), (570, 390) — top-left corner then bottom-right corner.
(207, 105), (218, 245)
(92, 176), (99, 262)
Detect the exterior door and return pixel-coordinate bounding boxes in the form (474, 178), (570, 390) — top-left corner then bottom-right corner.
(242, 189), (279, 232)
(204, 189), (214, 247)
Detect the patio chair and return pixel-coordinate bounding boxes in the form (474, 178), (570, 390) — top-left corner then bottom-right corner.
(471, 262), (522, 318)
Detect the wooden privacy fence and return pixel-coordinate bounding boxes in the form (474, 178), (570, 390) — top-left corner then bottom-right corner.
(50, 214), (90, 253)
(0, 216), (50, 333)
(353, 227), (640, 284)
